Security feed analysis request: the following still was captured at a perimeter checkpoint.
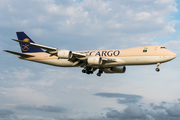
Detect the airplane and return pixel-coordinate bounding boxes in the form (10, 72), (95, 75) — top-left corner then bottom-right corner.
(4, 32), (177, 76)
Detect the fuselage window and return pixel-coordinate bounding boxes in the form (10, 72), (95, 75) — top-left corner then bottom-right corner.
(160, 47), (166, 49)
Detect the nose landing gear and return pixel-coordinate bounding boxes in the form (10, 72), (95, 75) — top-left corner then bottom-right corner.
(155, 63), (161, 72)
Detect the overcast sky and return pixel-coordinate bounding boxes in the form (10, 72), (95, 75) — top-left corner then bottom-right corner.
(1, 0), (180, 120)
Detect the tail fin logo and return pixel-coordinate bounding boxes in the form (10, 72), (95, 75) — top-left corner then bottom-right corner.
(21, 38), (30, 51)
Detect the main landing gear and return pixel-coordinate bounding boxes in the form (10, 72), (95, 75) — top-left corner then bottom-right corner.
(97, 69), (103, 77)
(155, 63), (161, 72)
(82, 67), (93, 74)
(82, 67), (103, 76)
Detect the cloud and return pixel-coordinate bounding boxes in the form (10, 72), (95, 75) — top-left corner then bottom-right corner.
(1, 0), (180, 120)
(105, 101), (180, 120)
(0, 109), (14, 118)
(166, 104), (180, 117)
(106, 105), (145, 119)
(163, 40), (180, 52)
(124, 105), (144, 118)
(0, 0), (178, 50)
(0, 87), (53, 105)
(0, 68), (33, 82)
(94, 93), (142, 104)
(106, 109), (123, 119)
(150, 102), (166, 110)
(117, 97), (142, 104)
(15, 105), (66, 113)
(2, 101), (180, 120)
(94, 93), (142, 98)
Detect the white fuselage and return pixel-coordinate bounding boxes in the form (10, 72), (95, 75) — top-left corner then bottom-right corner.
(20, 46), (177, 68)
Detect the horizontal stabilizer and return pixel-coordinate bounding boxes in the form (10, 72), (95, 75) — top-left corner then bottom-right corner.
(4, 50), (35, 57)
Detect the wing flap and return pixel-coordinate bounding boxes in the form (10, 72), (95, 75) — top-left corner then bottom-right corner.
(72, 52), (86, 57)
(4, 50), (35, 57)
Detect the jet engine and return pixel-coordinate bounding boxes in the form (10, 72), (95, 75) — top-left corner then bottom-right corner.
(104, 66), (126, 73)
(87, 56), (102, 65)
(57, 50), (72, 59)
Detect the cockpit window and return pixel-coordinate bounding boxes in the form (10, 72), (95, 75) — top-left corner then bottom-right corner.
(160, 47), (166, 49)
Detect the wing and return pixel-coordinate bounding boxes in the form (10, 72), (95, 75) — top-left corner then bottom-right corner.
(12, 39), (119, 67)
(12, 39), (86, 57)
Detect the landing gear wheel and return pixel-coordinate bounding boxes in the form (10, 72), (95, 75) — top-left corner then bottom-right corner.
(97, 73), (101, 76)
(82, 67), (94, 75)
(82, 69), (86, 73)
(155, 63), (161, 72)
(155, 68), (160, 72)
(86, 71), (91, 74)
(96, 69), (103, 76)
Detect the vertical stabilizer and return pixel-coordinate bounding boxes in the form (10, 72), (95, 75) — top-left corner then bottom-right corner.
(16, 32), (44, 53)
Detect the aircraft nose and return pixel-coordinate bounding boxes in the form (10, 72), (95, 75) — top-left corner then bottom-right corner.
(165, 50), (177, 60)
(171, 52), (177, 59)
(173, 52), (177, 58)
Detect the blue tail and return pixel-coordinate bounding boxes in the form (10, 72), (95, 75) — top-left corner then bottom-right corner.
(16, 32), (44, 53)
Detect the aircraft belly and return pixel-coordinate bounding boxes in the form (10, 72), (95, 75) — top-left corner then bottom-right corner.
(119, 56), (173, 65)
(24, 56), (174, 68)
(34, 59), (74, 67)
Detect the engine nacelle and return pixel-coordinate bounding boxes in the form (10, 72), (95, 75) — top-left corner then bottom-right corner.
(87, 56), (102, 65)
(104, 66), (126, 73)
(57, 50), (72, 59)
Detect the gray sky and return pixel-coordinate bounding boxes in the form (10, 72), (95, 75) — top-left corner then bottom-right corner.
(1, 0), (180, 119)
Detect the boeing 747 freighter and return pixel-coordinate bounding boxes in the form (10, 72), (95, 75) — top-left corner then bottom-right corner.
(4, 32), (177, 76)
